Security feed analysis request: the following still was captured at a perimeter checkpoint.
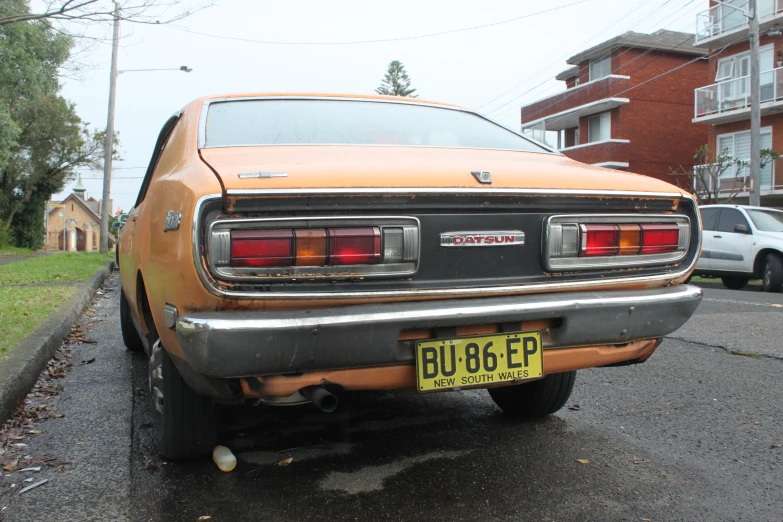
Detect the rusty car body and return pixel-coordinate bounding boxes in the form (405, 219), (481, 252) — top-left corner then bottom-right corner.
(117, 93), (703, 459)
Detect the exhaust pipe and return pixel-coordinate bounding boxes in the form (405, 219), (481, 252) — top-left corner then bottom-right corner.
(301, 386), (338, 413)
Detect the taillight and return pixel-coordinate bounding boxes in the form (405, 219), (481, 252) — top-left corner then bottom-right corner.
(209, 217), (419, 281)
(225, 226), (403, 268)
(639, 224), (680, 255)
(231, 230), (293, 267)
(580, 225), (620, 257)
(546, 215), (690, 271)
(327, 227), (381, 265)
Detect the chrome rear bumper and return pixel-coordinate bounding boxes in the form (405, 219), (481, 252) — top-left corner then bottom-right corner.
(175, 285), (702, 378)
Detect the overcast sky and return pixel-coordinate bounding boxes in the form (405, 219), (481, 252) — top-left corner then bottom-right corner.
(51, 0), (707, 212)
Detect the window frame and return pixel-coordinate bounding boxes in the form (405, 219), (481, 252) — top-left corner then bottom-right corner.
(717, 208), (751, 233)
(700, 207), (721, 231)
(587, 112), (611, 143)
(589, 55), (611, 82)
(715, 127), (773, 184)
(134, 112), (182, 208)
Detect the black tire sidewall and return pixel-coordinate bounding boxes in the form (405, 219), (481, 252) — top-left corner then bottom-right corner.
(762, 253), (783, 292)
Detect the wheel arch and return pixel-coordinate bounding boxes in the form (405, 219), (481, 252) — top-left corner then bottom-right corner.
(753, 248), (783, 277)
(135, 269), (159, 341)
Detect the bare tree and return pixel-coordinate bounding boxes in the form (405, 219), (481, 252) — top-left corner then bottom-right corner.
(0, 0), (212, 27)
(671, 145), (780, 204)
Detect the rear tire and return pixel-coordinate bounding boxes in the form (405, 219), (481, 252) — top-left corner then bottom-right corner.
(762, 253), (783, 293)
(488, 371), (576, 419)
(120, 288), (144, 352)
(151, 342), (218, 460)
(721, 276), (749, 290)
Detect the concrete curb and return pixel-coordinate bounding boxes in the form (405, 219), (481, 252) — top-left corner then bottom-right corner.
(0, 260), (115, 424)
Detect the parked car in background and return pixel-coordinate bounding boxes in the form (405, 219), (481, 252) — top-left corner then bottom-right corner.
(694, 205), (783, 292)
(117, 93), (703, 459)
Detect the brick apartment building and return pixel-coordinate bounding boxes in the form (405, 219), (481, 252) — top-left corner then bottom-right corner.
(692, 0), (783, 206)
(520, 30), (709, 187)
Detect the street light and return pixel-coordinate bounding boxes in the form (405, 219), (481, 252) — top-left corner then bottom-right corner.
(117, 66), (193, 75)
(98, 6), (193, 253)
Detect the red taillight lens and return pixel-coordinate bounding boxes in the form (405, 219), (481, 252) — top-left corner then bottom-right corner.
(231, 229), (293, 267)
(327, 227), (381, 265)
(580, 224), (620, 257)
(640, 224), (680, 254)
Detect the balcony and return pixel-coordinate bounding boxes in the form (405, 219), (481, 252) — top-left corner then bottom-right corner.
(693, 66), (783, 124)
(693, 161), (781, 198)
(558, 139), (630, 168)
(694, 0), (783, 48)
(520, 75), (630, 130)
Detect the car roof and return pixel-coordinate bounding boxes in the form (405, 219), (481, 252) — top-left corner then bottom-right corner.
(192, 92), (466, 110)
(700, 204), (780, 211)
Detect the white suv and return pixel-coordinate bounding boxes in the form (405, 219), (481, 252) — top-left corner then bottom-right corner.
(694, 205), (783, 292)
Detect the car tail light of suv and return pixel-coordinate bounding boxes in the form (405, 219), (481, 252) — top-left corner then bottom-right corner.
(208, 217), (419, 281)
(546, 215), (690, 270)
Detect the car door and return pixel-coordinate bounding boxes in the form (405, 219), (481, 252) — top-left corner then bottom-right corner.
(709, 207), (754, 273)
(119, 113), (181, 311)
(697, 207), (721, 270)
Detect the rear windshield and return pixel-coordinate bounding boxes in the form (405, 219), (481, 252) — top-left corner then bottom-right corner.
(746, 208), (783, 232)
(203, 99), (549, 153)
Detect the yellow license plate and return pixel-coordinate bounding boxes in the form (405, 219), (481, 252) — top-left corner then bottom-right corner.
(416, 331), (543, 392)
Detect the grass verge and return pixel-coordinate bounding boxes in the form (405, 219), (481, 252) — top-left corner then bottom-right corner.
(0, 252), (112, 285)
(0, 286), (76, 355)
(0, 246), (33, 256)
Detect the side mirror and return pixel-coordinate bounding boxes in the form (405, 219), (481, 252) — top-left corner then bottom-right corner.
(734, 224), (751, 234)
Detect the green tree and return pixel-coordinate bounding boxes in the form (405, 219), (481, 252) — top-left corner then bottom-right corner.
(375, 60), (418, 97)
(0, 0), (111, 247)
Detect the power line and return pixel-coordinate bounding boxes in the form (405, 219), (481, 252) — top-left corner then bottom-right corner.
(162, 0), (594, 46)
(486, 0), (702, 121)
(516, 34), (745, 135)
(477, 0), (659, 112)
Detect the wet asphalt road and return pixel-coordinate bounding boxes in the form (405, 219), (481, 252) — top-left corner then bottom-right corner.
(4, 273), (783, 521)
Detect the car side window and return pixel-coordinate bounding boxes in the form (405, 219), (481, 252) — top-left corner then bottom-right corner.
(700, 208), (720, 231)
(717, 208), (749, 233)
(134, 112), (182, 207)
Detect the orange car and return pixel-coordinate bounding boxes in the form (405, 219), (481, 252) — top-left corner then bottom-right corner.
(118, 93), (702, 459)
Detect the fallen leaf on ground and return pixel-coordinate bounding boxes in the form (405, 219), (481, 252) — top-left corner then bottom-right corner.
(3, 460), (18, 472)
(197, 517), (213, 521)
(567, 404), (581, 411)
(18, 478), (48, 494)
(27, 430), (41, 435)
(142, 459), (164, 470)
(275, 457), (293, 467)
(576, 459), (590, 464)
(54, 414), (64, 418)
(770, 304), (782, 308)
(633, 459), (650, 465)
(771, 443), (783, 448)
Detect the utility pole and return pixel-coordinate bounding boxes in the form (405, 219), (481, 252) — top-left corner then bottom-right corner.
(748, 0), (762, 207)
(100, 1), (120, 254)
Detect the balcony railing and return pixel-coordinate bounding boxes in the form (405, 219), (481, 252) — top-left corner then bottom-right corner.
(693, 161), (777, 197)
(694, 66), (783, 119)
(695, 0), (783, 43)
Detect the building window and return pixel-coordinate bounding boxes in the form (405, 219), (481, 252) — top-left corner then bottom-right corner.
(715, 46), (773, 82)
(588, 112), (611, 143)
(71, 204), (73, 211)
(573, 76), (581, 87)
(589, 56), (611, 81)
(574, 127), (580, 146)
(716, 128), (773, 188)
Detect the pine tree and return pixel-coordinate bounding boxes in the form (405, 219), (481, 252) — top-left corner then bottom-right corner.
(375, 60), (418, 98)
